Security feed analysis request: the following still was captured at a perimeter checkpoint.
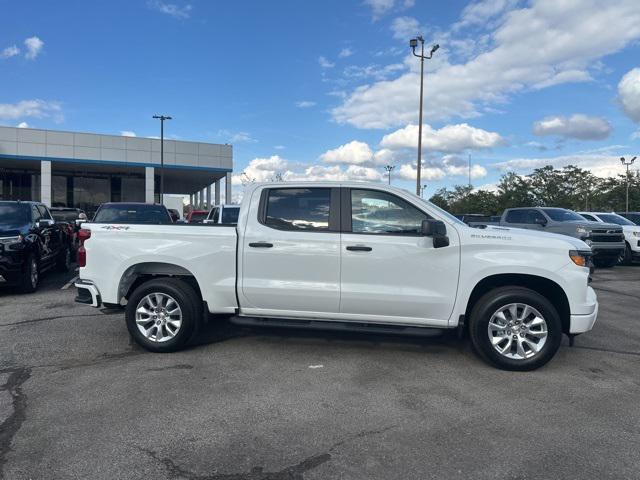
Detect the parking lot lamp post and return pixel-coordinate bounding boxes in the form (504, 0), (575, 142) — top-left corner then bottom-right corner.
(410, 36), (439, 196)
(153, 115), (172, 204)
(420, 184), (428, 198)
(384, 165), (395, 185)
(620, 156), (637, 213)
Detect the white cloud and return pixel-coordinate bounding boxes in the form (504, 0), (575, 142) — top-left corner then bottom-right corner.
(120, 131), (136, 137)
(632, 129), (640, 140)
(339, 48), (354, 58)
(380, 123), (504, 152)
(442, 154), (488, 178)
(17, 121), (29, 128)
(0, 99), (62, 121)
(232, 155), (290, 185)
(274, 145), (286, 150)
(492, 151), (636, 178)
(318, 56), (335, 68)
(342, 63), (404, 81)
(295, 100), (316, 108)
(24, 36), (43, 60)
(364, 0), (395, 19)
(147, 0), (192, 19)
(218, 129), (256, 143)
(532, 114), (611, 140)
(320, 140), (376, 166)
(1, 45), (20, 59)
(390, 16), (420, 40)
(618, 68), (640, 123)
(454, 0), (520, 29)
(398, 164), (446, 181)
(334, 1), (640, 129)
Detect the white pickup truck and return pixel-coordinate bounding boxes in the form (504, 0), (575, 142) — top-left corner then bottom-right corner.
(75, 182), (598, 370)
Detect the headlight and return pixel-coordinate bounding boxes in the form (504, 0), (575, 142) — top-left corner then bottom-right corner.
(0, 235), (22, 245)
(633, 231), (640, 238)
(569, 250), (591, 267)
(576, 226), (589, 234)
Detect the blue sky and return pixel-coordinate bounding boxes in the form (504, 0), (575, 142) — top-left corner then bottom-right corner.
(1, 0), (639, 200)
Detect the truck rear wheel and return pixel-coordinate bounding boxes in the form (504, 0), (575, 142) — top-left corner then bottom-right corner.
(125, 278), (202, 352)
(468, 287), (562, 371)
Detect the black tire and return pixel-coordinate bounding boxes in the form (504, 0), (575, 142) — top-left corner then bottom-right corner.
(468, 287), (562, 371)
(125, 277), (203, 353)
(593, 256), (618, 268)
(19, 254), (39, 293)
(620, 243), (633, 266)
(56, 246), (71, 272)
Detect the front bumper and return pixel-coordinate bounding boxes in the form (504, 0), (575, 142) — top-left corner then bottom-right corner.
(569, 286), (598, 334)
(590, 243), (625, 257)
(0, 251), (27, 285)
(75, 280), (102, 307)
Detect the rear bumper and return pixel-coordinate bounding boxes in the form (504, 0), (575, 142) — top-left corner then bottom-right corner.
(75, 280), (101, 307)
(569, 286), (598, 334)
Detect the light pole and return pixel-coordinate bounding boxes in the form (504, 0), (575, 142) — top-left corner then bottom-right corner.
(420, 184), (428, 198)
(410, 36), (439, 196)
(384, 165), (395, 185)
(620, 156), (637, 213)
(153, 114), (172, 204)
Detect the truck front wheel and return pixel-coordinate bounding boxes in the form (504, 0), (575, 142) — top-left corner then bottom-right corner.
(468, 287), (562, 371)
(125, 278), (202, 352)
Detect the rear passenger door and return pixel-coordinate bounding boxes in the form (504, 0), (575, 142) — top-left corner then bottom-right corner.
(240, 187), (341, 316)
(504, 209), (545, 230)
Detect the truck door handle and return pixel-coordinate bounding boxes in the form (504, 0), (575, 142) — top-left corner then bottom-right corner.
(346, 245), (372, 252)
(249, 242), (273, 248)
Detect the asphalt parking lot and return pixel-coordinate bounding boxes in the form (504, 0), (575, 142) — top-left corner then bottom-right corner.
(1, 266), (639, 480)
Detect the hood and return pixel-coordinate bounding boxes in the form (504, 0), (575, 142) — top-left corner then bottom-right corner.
(570, 221), (622, 231)
(484, 225), (589, 250)
(0, 224), (30, 237)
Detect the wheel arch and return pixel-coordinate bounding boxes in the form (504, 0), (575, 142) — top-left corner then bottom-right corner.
(118, 262), (203, 305)
(465, 273), (571, 334)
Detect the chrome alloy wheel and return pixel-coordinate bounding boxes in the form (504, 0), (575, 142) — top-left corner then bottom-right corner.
(135, 293), (182, 343)
(487, 303), (548, 360)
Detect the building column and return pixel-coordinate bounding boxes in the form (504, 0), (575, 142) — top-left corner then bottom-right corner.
(190, 194), (194, 207)
(225, 172), (232, 204)
(214, 179), (221, 206)
(40, 161), (52, 207)
(196, 191), (201, 209)
(145, 167), (155, 204)
(206, 184), (212, 209)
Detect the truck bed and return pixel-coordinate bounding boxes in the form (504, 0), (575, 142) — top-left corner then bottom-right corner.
(80, 223), (238, 313)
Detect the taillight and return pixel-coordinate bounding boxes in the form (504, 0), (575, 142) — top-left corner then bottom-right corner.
(78, 228), (91, 245)
(77, 246), (86, 267)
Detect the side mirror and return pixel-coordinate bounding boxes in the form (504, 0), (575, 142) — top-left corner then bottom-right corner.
(421, 219), (450, 248)
(37, 219), (54, 228)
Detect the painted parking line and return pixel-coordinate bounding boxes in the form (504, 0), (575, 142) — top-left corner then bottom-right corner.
(61, 276), (79, 290)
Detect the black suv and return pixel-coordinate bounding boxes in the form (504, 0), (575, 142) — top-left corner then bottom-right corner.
(0, 201), (72, 292)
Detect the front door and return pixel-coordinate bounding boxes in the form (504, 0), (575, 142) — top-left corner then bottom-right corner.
(339, 188), (459, 325)
(240, 187), (341, 316)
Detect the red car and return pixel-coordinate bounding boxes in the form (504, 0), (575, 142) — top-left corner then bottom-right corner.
(186, 210), (209, 223)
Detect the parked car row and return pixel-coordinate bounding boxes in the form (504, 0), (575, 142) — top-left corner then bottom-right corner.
(0, 201), (73, 292)
(457, 207), (640, 268)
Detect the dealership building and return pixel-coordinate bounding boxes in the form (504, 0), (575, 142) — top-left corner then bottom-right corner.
(0, 125), (233, 214)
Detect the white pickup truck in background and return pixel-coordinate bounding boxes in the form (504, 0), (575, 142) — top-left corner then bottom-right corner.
(75, 182), (598, 370)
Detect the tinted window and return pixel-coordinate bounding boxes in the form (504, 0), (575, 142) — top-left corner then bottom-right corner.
(505, 210), (526, 223)
(596, 213), (634, 226)
(221, 207), (239, 224)
(189, 212), (208, 223)
(580, 214), (597, 222)
(265, 188), (331, 231)
(32, 205), (42, 222)
(210, 208), (220, 223)
(51, 210), (81, 222)
(351, 189), (427, 234)
(0, 203), (31, 225)
(541, 208), (584, 222)
(37, 205), (52, 220)
(620, 213), (640, 225)
(93, 204), (171, 224)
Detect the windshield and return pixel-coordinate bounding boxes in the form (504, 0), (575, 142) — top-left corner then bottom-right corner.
(189, 212), (208, 222)
(415, 196), (466, 226)
(221, 207), (240, 224)
(51, 210), (81, 222)
(597, 213), (635, 226)
(93, 204), (171, 224)
(0, 203), (31, 226)
(541, 208), (585, 222)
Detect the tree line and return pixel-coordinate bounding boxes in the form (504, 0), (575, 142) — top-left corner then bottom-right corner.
(428, 165), (640, 215)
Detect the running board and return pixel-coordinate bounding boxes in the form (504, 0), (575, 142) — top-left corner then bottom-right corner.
(229, 316), (446, 337)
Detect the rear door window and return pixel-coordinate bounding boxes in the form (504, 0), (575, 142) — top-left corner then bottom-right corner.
(263, 188), (333, 231)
